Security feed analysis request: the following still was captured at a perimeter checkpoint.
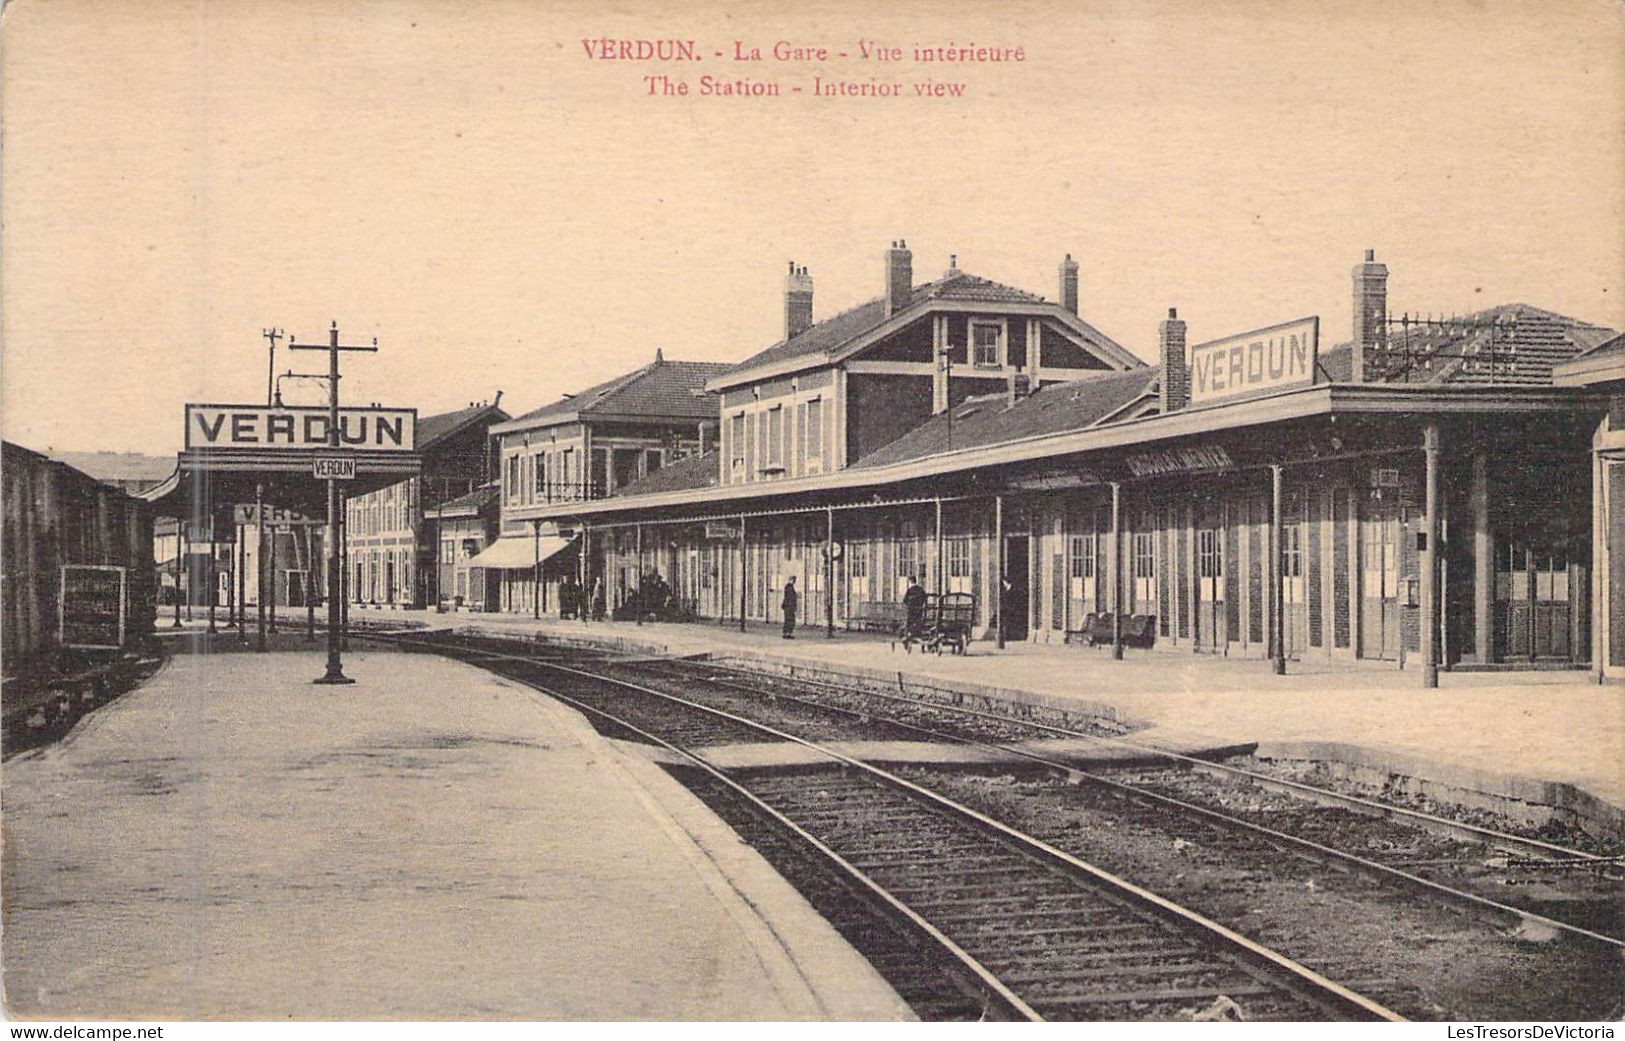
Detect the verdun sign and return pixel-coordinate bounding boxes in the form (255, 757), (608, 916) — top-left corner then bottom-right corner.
(185, 404), (416, 452)
(1188, 316), (1319, 407)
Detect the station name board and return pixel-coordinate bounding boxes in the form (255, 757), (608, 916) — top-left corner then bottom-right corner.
(1189, 317), (1319, 407)
(1125, 444), (1235, 478)
(185, 405), (416, 453)
(234, 505), (322, 527)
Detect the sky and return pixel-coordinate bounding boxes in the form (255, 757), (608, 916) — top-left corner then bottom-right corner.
(3, 0), (1622, 455)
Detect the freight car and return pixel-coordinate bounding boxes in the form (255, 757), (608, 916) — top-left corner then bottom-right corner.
(2, 441), (157, 672)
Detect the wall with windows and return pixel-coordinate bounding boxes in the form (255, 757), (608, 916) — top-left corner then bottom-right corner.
(719, 370), (836, 486)
(346, 477), (419, 606)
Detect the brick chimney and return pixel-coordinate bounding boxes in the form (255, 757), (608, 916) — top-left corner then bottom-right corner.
(1059, 253), (1079, 314)
(1159, 307), (1188, 412)
(1351, 248), (1388, 383)
(885, 240), (912, 318)
(784, 261), (814, 340)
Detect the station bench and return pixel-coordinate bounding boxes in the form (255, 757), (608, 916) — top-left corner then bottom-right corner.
(1066, 612), (1158, 649)
(846, 601), (908, 634)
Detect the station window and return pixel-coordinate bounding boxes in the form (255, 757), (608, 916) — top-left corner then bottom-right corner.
(766, 406), (784, 468)
(972, 322), (1001, 368)
(442, 541), (455, 564)
(947, 538), (970, 578)
(1282, 524), (1302, 578)
(805, 398), (823, 474)
(849, 545), (867, 578)
(1133, 532), (1155, 579)
(730, 413), (746, 481)
(1198, 529), (1223, 578)
(1069, 534), (1094, 578)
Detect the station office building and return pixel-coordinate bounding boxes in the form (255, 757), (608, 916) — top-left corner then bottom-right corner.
(520, 242), (1617, 684)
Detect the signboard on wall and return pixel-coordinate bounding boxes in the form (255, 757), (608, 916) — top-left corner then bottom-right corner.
(185, 404), (416, 452)
(1188, 316), (1319, 407)
(60, 565), (127, 650)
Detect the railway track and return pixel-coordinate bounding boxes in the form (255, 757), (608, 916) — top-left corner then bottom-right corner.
(364, 630), (1402, 1022)
(596, 653), (1625, 948)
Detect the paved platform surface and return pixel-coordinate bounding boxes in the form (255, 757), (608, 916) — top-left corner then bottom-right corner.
(352, 607), (1625, 817)
(2, 638), (910, 1021)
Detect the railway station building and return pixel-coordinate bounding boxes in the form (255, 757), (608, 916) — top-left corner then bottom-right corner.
(484, 351), (729, 616)
(345, 398), (507, 609)
(512, 243), (1617, 683)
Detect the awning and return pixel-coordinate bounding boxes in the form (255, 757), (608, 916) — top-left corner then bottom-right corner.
(467, 535), (576, 570)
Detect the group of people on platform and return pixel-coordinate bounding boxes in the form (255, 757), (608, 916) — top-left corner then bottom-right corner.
(554, 570), (935, 639)
(557, 574), (605, 621)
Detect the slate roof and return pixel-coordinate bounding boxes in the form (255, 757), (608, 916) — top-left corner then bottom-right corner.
(606, 450), (719, 499)
(45, 451), (175, 489)
(418, 401), (509, 450)
(1315, 304), (1615, 386)
(720, 271), (1051, 381)
(850, 302), (1616, 473)
(850, 368), (1160, 470)
(496, 355), (730, 434)
(431, 484), (499, 517)
(1570, 329), (1625, 362)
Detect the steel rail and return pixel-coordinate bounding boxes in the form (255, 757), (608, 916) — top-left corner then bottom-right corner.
(372, 634), (1036, 1020)
(370, 633), (1403, 1022)
(614, 657), (1625, 950)
(658, 652), (1615, 867)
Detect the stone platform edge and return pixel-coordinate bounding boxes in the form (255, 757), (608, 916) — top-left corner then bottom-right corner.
(444, 623), (1625, 842)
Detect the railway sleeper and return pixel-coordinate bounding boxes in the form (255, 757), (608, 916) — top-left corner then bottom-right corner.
(993, 959), (1228, 987)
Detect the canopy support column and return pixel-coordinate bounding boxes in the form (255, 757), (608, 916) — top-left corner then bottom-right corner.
(1422, 423), (1441, 688)
(1110, 481), (1123, 660)
(995, 495), (1005, 649)
(826, 505), (836, 639)
(1271, 465), (1286, 675)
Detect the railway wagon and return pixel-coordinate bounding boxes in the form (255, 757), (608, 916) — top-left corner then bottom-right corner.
(2, 441), (156, 671)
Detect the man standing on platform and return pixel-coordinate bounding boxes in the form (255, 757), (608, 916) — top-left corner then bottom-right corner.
(903, 574), (928, 638)
(781, 575), (798, 639)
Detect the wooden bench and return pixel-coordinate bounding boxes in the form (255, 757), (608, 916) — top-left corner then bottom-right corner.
(1067, 612), (1158, 649)
(846, 601), (908, 634)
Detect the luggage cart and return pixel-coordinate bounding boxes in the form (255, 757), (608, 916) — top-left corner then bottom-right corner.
(897, 592), (977, 655)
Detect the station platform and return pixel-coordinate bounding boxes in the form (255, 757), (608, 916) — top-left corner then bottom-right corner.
(2, 634), (911, 1021)
(349, 606), (1625, 838)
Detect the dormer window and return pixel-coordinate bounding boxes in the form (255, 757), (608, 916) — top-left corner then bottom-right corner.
(972, 321), (1002, 368)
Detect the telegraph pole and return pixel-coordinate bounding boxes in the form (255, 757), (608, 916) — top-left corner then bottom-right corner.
(291, 321), (378, 685)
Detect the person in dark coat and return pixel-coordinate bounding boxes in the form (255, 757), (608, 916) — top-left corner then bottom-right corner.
(903, 575), (928, 636)
(781, 575), (799, 639)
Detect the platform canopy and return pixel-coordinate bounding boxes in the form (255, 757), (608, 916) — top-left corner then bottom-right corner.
(467, 535), (576, 570)
(140, 403), (422, 524)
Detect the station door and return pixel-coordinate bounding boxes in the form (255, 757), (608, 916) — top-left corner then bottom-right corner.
(1281, 505), (1309, 657)
(1195, 524), (1225, 651)
(1498, 536), (1574, 661)
(1002, 536), (1030, 641)
(1360, 504), (1403, 661)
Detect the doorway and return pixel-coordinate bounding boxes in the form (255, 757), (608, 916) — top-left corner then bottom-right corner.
(1497, 531), (1581, 661)
(1196, 523), (1225, 651)
(1281, 505), (1309, 657)
(1002, 535), (1030, 642)
(1360, 503), (1403, 661)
